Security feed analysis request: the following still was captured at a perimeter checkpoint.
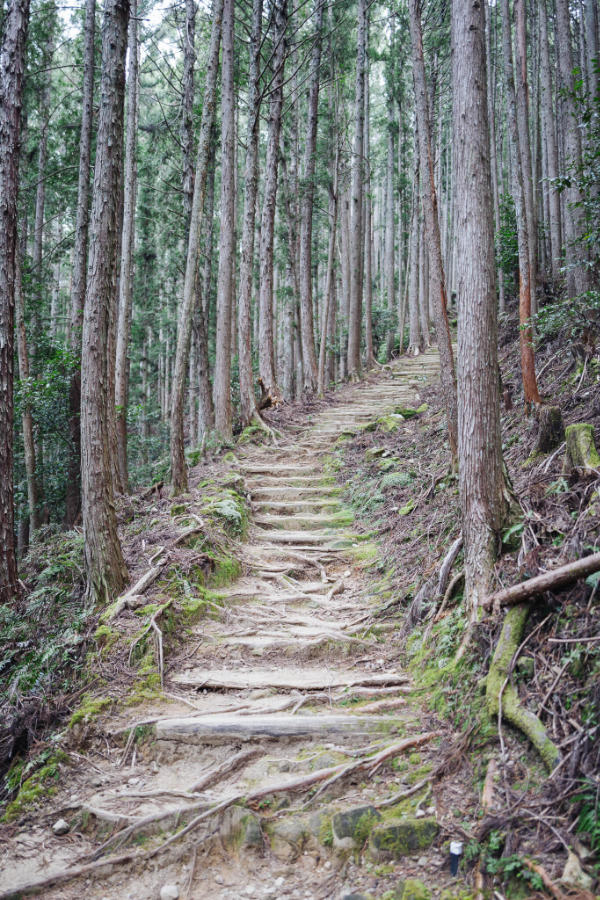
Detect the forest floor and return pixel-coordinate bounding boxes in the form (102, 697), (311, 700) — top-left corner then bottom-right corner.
(1, 335), (599, 900)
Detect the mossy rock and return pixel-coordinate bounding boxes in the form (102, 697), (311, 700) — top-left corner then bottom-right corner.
(564, 423), (600, 474)
(268, 817), (309, 861)
(332, 805), (381, 850)
(219, 805), (263, 850)
(381, 472), (413, 490)
(365, 447), (386, 461)
(377, 414), (405, 433)
(369, 817), (438, 860)
(170, 503), (187, 517)
(402, 879), (431, 900)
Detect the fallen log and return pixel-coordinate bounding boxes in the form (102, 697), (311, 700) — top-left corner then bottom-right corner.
(483, 552), (600, 612)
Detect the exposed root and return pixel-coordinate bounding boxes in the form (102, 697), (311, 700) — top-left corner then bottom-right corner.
(486, 604), (560, 770)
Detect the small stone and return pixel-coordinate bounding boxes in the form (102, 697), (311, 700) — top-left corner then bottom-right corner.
(52, 819), (69, 836)
(417, 856), (428, 866)
(562, 851), (593, 890)
(244, 886), (255, 896)
(274, 877), (285, 888)
(214, 875), (224, 885)
(127, 776), (139, 785)
(426, 807), (435, 815)
(160, 885), (180, 900)
(415, 809), (425, 818)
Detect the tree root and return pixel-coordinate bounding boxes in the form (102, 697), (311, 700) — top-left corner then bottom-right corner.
(486, 604), (560, 770)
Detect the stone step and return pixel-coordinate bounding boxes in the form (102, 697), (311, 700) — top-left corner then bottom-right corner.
(254, 499), (342, 513)
(253, 512), (351, 530)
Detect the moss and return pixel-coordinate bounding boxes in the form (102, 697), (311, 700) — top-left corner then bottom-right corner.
(564, 423), (600, 473)
(348, 542), (379, 566)
(69, 694), (112, 727)
(319, 815), (334, 847)
(402, 879), (431, 900)
(94, 624), (119, 652)
(377, 414), (406, 433)
(170, 503), (187, 517)
(486, 605), (560, 770)
(369, 818), (438, 859)
(2, 751), (67, 822)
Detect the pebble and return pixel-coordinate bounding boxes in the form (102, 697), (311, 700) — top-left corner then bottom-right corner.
(244, 886), (255, 896)
(214, 874), (224, 884)
(415, 809), (426, 818)
(417, 856), (428, 866)
(323, 861), (332, 870)
(160, 885), (180, 900)
(274, 877), (285, 888)
(52, 818), (69, 835)
(127, 776), (139, 785)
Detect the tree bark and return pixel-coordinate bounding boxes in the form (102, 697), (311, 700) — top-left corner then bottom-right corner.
(0, 0), (29, 604)
(65, 0), (96, 528)
(15, 227), (40, 536)
(317, 140), (338, 396)
(501, 0), (541, 407)
(170, 0), (223, 492)
(298, 0), (324, 393)
(452, 0), (507, 619)
(181, 0), (196, 236)
(539, 0), (562, 282)
(408, 0), (458, 464)
(115, 0), (139, 492)
(363, 34), (375, 370)
(258, 0), (288, 403)
(212, 0), (235, 439)
(238, 0), (263, 427)
(346, 0), (366, 378)
(555, 0), (590, 296)
(80, 0), (130, 606)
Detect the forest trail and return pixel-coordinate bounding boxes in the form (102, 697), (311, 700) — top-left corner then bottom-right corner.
(2, 349), (463, 900)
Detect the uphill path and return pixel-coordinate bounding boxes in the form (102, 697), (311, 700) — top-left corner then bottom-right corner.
(1, 348), (473, 900)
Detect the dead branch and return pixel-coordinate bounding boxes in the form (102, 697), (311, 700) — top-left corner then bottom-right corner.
(108, 560), (167, 620)
(436, 534), (463, 599)
(483, 552), (600, 612)
(521, 858), (566, 900)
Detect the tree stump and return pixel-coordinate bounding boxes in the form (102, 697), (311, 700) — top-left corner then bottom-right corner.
(563, 423), (600, 475)
(534, 405), (565, 453)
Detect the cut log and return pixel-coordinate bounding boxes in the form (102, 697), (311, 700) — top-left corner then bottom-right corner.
(534, 405), (565, 454)
(483, 552), (600, 611)
(563, 423), (600, 474)
(172, 666), (409, 692)
(155, 712), (400, 743)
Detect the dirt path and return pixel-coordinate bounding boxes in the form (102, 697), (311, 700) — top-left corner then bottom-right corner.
(2, 350), (466, 900)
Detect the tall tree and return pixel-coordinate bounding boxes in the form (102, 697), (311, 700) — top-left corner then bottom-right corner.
(0, 0), (29, 605)
(555, 0), (590, 296)
(408, 0), (458, 464)
(80, 0), (130, 605)
(115, 0), (139, 490)
(539, 0), (562, 282)
(501, 0), (541, 406)
(65, 0), (96, 527)
(452, 0), (507, 620)
(298, 0), (324, 393)
(170, 0), (223, 493)
(347, 0), (367, 378)
(212, 0), (235, 439)
(258, 0), (288, 403)
(238, 0), (264, 427)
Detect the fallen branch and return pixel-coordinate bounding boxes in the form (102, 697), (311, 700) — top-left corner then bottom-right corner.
(483, 552), (600, 612)
(436, 534), (463, 599)
(108, 560), (167, 621)
(521, 858), (566, 900)
(189, 747), (261, 793)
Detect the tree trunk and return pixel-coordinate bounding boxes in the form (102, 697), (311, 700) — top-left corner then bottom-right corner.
(501, 0), (541, 406)
(0, 0), (29, 604)
(452, 0), (507, 620)
(555, 0), (590, 296)
(196, 124), (216, 438)
(238, 0), (263, 427)
(115, 0), (139, 492)
(258, 0), (288, 403)
(80, 0), (130, 605)
(298, 0), (324, 393)
(317, 143), (339, 395)
(15, 227), (40, 536)
(384, 95), (395, 361)
(346, 0), (366, 378)
(486, 0), (505, 313)
(407, 165), (421, 355)
(212, 0), (235, 439)
(181, 0), (196, 236)
(514, 0), (538, 314)
(408, 0), (458, 465)
(170, 0), (223, 493)
(539, 0), (562, 282)
(363, 35), (375, 371)
(65, 0), (95, 528)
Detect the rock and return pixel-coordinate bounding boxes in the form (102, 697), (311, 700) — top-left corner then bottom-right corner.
(332, 805), (381, 851)
(365, 447), (386, 461)
(564, 423), (600, 475)
(516, 656), (535, 679)
(159, 885), (179, 900)
(269, 818), (308, 861)
(401, 879), (431, 900)
(377, 414), (405, 433)
(369, 817), (438, 860)
(561, 851), (593, 890)
(52, 818), (69, 836)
